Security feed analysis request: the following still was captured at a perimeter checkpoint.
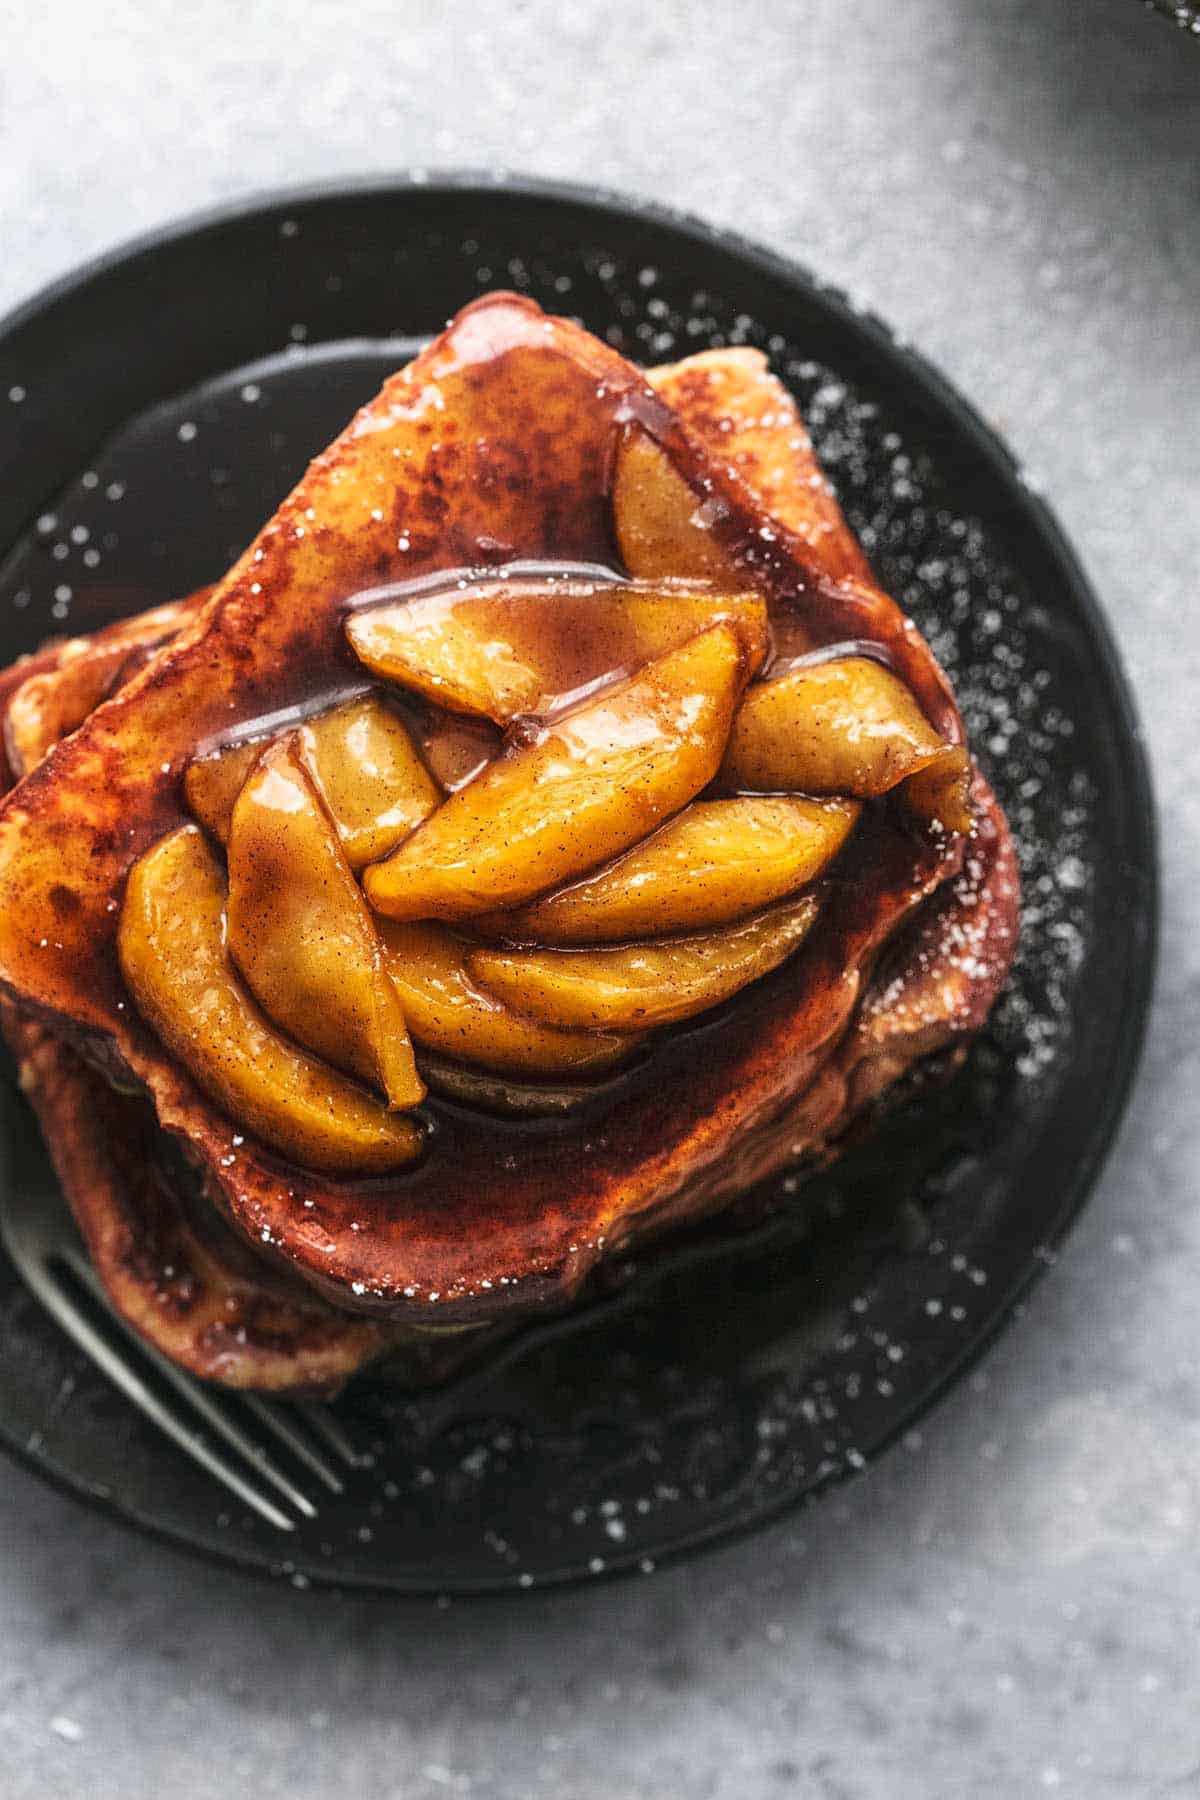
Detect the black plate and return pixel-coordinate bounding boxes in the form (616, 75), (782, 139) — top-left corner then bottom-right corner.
(0, 176), (1156, 1594)
(1144, 0), (1200, 32)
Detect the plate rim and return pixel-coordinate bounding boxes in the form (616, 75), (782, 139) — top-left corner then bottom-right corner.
(0, 171), (1159, 1596)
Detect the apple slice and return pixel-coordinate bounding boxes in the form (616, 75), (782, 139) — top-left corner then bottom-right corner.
(415, 1049), (626, 1117)
(487, 795), (860, 942)
(363, 624), (749, 922)
(612, 430), (745, 584)
(469, 892), (821, 1031)
(298, 694), (440, 867)
(184, 738), (258, 839)
(720, 657), (973, 834)
(378, 919), (638, 1075)
(345, 575), (767, 722)
(118, 825), (423, 1173)
(184, 693), (439, 869)
(226, 734), (424, 1109)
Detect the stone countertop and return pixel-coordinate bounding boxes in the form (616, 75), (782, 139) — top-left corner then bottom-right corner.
(0, 1), (1197, 1795)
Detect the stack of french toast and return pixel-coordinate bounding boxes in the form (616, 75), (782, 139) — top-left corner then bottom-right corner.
(0, 296), (1018, 1395)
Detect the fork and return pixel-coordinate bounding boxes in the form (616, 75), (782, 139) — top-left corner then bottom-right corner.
(1, 1163), (688, 1533)
(0, 1175), (365, 1532)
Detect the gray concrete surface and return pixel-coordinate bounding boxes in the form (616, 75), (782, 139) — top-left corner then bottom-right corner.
(0, 1), (1197, 1794)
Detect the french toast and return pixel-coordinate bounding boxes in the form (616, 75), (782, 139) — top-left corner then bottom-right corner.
(0, 296), (1019, 1358)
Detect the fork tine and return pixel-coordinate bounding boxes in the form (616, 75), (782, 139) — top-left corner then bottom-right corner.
(19, 1251), (296, 1533)
(61, 1253), (321, 1520)
(239, 1395), (344, 1494)
(293, 1401), (369, 1469)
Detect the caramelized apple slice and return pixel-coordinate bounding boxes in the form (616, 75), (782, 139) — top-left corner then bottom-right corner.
(415, 1049), (624, 1117)
(364, 625), (749, 921)
(900, 751), (974, 837)
(720, 657), (973, 834)
(227, 735), (424, 1109)
(185, 738), (259, 839)
(118, 826), (422, 1173)
(470, 893), (821, 1031)
(488, 796), (860, 942)
(184, 694), (439, 869)
(346, 576), (767, 722)
(301, 695), (440, 866)
(613, 430), (745, 584)
(378, 920), (638, 1074)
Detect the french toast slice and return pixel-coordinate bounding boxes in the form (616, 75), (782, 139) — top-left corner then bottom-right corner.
(0, 297), (1017, 1329)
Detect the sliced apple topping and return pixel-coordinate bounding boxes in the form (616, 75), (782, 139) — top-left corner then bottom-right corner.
(898, 749), (974, 837)
(485, 796), (859, 943)
(125, 440), (965, 1141)
(118, 826), (422, 1173)
(184, 738), (258, 840)
(469, 893), (822, 1032)
(377, 920), (639, 1075)
(298, 694), (441, 867)
(414, 1050), (626, 1117)
(612, 430), (745, 585)
(345, 576), (767, 723)
(184, 693), (439, 869)
(226, 734), (424, 1110)
(719, 656), (973, 835)
(363, 624), (749, 922)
